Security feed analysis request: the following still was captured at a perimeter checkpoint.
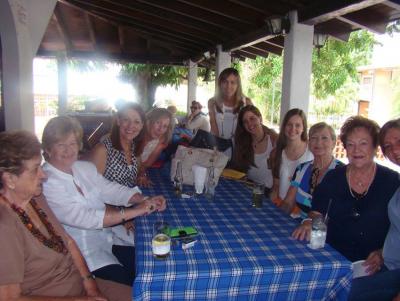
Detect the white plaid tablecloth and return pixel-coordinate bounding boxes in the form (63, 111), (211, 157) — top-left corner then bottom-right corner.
(133, 166), (352, 301)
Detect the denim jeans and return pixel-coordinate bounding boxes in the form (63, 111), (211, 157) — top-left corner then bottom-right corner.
(349, 266), (400, 301)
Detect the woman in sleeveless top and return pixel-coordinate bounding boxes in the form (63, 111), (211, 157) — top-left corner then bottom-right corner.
(137, 108), (174, 186)
(233, 105), (277, 193)
(270, 108), (313, 207)
(208, 68), (252, 159)
(90, 103), (145, 254)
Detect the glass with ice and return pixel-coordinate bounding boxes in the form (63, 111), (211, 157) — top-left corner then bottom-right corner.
(309, 216), (327, 249)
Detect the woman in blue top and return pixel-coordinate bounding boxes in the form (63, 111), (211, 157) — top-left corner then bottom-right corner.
(281, 122), (343, 218)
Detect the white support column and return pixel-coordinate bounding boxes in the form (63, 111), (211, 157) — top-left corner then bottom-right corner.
(57, 53), (68, 115)
(187, 60), (198, 113)
(280, 11), (314, 121)
(0, 0), (57, 131)
(215, 44), (231, 87)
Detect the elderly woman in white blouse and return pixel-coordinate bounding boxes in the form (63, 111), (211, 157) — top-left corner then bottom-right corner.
(42, 116), (166, 288)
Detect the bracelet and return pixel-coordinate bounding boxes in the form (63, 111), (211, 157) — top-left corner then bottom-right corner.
(83, 273), (95, 280)
(119, 206), (126, 223)
(301, 218), (312, 224)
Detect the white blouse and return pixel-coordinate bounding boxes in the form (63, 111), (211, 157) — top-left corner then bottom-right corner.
(278, 148), (314, 200)
(42, 161), (141, 272)
(247, 136), (274, 188)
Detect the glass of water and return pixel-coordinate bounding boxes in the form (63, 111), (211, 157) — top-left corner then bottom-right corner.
(309, 216), (327, 249)
(252, 182), (264, 208)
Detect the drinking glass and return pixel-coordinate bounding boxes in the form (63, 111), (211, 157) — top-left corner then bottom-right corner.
(252, 183), (264, 208)
(152, 221), (171, 259)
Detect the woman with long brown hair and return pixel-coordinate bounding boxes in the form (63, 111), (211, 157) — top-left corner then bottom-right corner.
(270, 108), (313, 206)
(233, 105), (277, 192)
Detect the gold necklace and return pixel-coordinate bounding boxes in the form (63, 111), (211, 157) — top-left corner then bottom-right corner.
(346, 163), (376, 199)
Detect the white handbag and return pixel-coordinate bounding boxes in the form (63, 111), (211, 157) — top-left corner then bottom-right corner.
(170, 145), (229, 185)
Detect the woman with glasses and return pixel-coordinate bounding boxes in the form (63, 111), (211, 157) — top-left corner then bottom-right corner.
(185, 101), (210, 134)
(293, 116), (399, 269)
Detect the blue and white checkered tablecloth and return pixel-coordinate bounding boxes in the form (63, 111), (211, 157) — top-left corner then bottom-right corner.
(133, 167), (352, 301)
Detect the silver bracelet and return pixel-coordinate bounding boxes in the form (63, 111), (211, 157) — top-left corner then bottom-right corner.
(119, 206), (126, 223)
(301, 218), (312, 224)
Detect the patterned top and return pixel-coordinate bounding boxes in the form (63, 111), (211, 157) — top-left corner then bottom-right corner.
(291, 158), (344, 218)
(103, 136), (138, 188)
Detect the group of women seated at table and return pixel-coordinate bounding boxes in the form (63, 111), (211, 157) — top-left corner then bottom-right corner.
(1, 66), (400, 300)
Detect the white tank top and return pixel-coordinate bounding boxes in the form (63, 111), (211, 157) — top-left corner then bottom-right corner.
(278, 147), (314, 199)
(215, 104), (237, 139)
(247, 136), (274, 188)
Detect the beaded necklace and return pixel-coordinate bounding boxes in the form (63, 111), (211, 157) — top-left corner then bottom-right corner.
(0, 195), (68, 254)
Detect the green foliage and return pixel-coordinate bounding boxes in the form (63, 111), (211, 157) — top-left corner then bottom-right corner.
(390, 71), (400, 118)
(120, 64), (187, 88)
(312, 30), (375, 100)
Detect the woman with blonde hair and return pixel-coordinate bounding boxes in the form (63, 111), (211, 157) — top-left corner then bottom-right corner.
(208, 68), (252, 158)
(137, 107), (173, 186)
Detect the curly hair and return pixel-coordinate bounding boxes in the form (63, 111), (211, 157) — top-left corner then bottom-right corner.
(42, 116), (83, 161)
(339, 116), (380, 149)
(0, 130), (41, 189)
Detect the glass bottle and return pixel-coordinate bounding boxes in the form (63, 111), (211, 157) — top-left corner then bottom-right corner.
(205, 167), (216, 200)
(174, 161), (183, 197)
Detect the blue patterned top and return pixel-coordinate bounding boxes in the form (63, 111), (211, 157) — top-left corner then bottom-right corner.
(291, 158), (343, 218)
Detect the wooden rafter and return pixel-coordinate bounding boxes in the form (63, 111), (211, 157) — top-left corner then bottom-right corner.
(53, 4), (72, 51)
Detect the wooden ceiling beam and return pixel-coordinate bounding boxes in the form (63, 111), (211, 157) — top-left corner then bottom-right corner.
(37, 49), (189, 65)
(228, 0), (292, 14)
(234, 49), (257, 59)
(53, 4), (72, 51)
(299, 0), (386, 25)
(118, 26), (125, 54)
(253, 42), (283, 56)
(136, 0), (251, 32)
(175, 0), (262, 25)
(245, 46), (269, 57)
(222, 26), (275, 52)
(104, 0), (235, 36)
(336, 9), (388, 34)
(265, 36), (285, 48)
(68, 0), (219, 44)
(384, 0), (400, 10)
(84, 13), (97, 51)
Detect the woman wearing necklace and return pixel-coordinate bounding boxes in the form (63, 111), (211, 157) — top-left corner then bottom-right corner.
(270, 108), (314, 208)
(0, 131), (113, 300)
(282, 122), (343, 218)
(293, 116), (399, 271)
(232, 105), (277, 192)
(208, 68), (252, 159)
(348, 119), (400, 301)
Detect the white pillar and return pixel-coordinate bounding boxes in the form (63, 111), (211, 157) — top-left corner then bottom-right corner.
(57, 53), (68, 115)
(0, 0), (57, 131)
(187, 60), (198, 113)
(215, 44), (231, 88)
(280, 11), (314, 121)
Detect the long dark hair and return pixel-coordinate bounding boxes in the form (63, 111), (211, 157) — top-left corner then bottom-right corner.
(271, 108), (308, 178)
(110, 102), (145, 156)
(233, 105), (277, 172)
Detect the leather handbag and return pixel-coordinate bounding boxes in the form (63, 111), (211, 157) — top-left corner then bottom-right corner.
(189, 129), (232, 152)
(170, 145), (229, 185)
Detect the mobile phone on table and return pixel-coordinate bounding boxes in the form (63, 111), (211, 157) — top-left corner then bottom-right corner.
(169, 226), (198, 238)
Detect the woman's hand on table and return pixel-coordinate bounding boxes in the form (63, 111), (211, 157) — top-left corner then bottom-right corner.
(292, 220), (312, 241)
(149, 195), (167, 211)
(364, 249), (384, 275)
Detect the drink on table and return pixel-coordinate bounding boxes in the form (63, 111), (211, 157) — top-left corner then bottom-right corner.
(174, 161), (183, 197)
(252, 183), (264, 208)
(152, 234), (171, 259)
(310, 216), (327, 249)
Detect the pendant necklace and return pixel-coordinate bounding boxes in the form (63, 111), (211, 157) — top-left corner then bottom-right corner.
(253, 129), (266, 149)
(346, 163), (376, 199)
